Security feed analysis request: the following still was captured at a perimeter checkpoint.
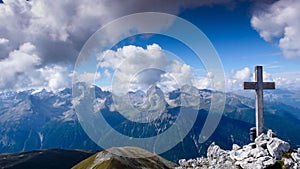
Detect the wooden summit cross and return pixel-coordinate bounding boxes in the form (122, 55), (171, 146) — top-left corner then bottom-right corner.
(244, 66), (275, 137)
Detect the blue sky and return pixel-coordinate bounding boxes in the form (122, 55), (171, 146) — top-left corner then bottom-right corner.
(178, 2), (298, 74)
(180, 4), (277, 70)
(0, 0), (299, 91)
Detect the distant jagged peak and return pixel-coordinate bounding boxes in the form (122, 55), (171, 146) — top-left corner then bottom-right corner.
(180, 84), (200, 96)
(135, 89), (146, 95)
(147, 85), (164, 96)
(127, 89), (146, 97)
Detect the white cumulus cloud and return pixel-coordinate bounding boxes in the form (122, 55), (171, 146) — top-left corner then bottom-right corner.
(0, 42), (72, 91)
(0, 0), (251, 91)
(192, 72), (213, 90)
(0, 38), (9, 44)
(73, 72), (101, 84)
(0, 42), (41, 89)
(38, 65), (72, 91)
(97, 44), (196, 94)
(272, 72), (300, 90)
(227, 67), (252, 91)
(227, 67), (300, 91)
(251, 0), (300, 59)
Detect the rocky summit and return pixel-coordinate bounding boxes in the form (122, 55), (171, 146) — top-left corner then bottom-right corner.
(176, 130), (300, 169)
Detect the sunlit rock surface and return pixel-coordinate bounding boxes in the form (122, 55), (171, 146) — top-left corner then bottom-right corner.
(176, 130), (300, 169)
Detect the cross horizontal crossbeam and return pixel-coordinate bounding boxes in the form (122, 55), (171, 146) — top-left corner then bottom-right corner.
(244, 82), (275, 90)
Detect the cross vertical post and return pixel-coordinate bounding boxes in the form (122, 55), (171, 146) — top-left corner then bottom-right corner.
(256, 66), (264, 137)
(244, 66), (275, 137)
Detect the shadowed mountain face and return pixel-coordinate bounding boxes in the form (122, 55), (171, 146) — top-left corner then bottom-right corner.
(0, 88), (101, 153)
(72, 146), (178, 169)
(0, 149), (96, 169)
(0, 85), (300, 162)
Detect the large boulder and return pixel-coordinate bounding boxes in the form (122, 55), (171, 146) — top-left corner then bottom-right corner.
(291, 152), (300, 162)
(266, 137), (290, 159)
(207, 142), (227, 160)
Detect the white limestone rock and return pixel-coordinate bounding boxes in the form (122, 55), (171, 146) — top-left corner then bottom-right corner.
(239, 157), (263, 169)
(239, 162), (252, 169)
(255, 133), (269, 143)
(250, 147), (260, 156)
(250, 162), (264, 169)
(232, 144), (241, 151)
(267, 129), (273, 138)
(179, 159), (187, 166)
(249, 143), (257, 149)
(235, 149), (251, 161)
(188, 159), (197, 164)
(207, 142), (226, 160)
(284, 158), (294, 168)
(177, 133), (297, 169)
(224, 160), (233, 166)
(262, 158), (276, 167)
(256, 139), (268, 149)
(257, 156), (272, 164)
(252, 148), (268, 158)
(292, 152), (300, 162)
(267, 137), (290, 159)
(196, 157), (209, 165)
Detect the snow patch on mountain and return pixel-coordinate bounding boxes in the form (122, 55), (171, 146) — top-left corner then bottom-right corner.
(38, 132), (43, 148)
(31, 88), (45, 95)
(60, 109), (76, 122)
(53, 100), (66, 108)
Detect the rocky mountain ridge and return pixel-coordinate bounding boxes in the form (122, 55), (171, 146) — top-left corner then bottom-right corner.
(72, 146), (178, 169)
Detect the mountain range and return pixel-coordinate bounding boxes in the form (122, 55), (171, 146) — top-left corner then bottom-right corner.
(0, 85), (300, 162)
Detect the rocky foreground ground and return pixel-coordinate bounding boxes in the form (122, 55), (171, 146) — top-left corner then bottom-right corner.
(176, 130), (300, 169)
